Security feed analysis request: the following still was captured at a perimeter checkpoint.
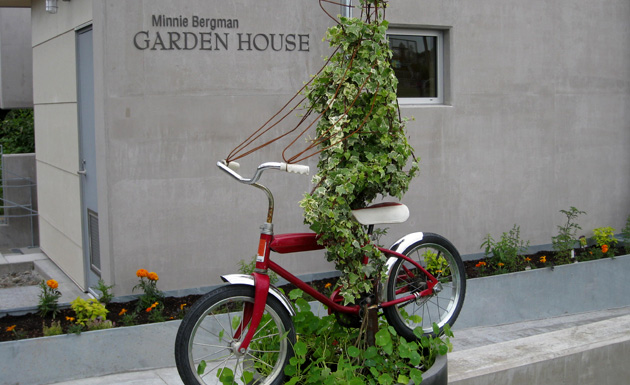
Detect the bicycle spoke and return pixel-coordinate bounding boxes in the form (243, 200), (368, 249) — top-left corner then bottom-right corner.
(246, 352), (276, 370)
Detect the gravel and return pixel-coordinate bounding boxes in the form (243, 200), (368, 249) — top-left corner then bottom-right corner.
(0, 270), (42, 288)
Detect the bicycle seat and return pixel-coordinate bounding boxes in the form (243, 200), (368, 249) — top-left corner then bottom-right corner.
(351, 202), (409, 225)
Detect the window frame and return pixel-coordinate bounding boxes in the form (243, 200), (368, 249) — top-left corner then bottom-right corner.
(388, 28), (445, 105)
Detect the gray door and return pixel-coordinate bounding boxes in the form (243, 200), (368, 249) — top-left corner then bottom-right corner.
(76, 26), (100, 291)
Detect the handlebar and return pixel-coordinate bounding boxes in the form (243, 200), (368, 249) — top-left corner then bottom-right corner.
(217, 160), (309, 185)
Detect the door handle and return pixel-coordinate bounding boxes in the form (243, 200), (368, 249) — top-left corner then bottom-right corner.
(78, 159), (87, 176)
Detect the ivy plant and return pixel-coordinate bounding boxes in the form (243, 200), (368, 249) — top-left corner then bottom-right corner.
(300, 0), (418, 305)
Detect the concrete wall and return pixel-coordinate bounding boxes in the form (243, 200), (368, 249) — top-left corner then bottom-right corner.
(384, 0), (630, 255)
(29, 0), (630, 296)
(32, 0), (92, 288)
(0, 7), (33, 108)
(93, 0), (338, 295)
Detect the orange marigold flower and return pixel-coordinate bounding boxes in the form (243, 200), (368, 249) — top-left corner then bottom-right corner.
(6, 325), (16, 332)
(151, 302), (159, 308)
(46, 279), (58, 289)
(136, 269), (149, 278)
(180, 304), (187, 311)
(602, 244), (609, 253)
(147, 272), (159, 281)
(524, 257), (531, 262)
(540, 256), (547, 263)
(146, 307), (153, 313)
(324, 283), (332, 289)
(497, 263), (505, 267)
(65, 316), (74, 322)
(119, 308), (128, 316)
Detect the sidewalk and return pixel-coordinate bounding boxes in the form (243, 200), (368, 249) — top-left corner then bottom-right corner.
(0, 247), (91, 315)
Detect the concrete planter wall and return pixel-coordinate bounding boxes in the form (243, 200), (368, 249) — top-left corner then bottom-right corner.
(0, 320), (181, 385)
(2, 254), (628, 385)
(454, 254), (630, 330)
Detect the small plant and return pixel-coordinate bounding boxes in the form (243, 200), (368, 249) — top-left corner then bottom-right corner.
(67, 323), (84, 335)
(38, 279), (61, 318)
(70, 297), (109, 326)
(133, 269), (165, 312)
(119, 309), (138, 327)
(237, 257), (279, 285)
(592, 226), (618, 248)
(539, 255), (549, 266)
(5, 324), (26, 340)
(85, 317), (114, 331)
(424, 249), (451, 277)
(42, 321), (63, 336)
(176, 303), (188, 319)
(481, 224), (530, 271)
(145, 301), (167, 323)
(94, 279), (115, 305)
(552, 207), (586, 260)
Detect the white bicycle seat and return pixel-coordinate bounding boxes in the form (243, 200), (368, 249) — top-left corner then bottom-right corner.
(351, 203), (409, 225)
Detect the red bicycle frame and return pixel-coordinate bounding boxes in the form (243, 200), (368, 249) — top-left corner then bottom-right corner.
(237, 230), (439, 351)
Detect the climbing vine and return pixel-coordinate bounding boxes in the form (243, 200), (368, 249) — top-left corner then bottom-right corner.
(300, 0), (418, 304)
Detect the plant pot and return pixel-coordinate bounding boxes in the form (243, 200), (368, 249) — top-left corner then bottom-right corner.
(409, 353), (448, 385)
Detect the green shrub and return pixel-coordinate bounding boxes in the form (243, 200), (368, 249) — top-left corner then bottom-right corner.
(552, 207), (586, 259)
(0, 109), (34, 154)
(70, 297), (109, 326)
(481, 224), (530, 271)
(592, 226), (618, 248)
(42, 321), (63, 337)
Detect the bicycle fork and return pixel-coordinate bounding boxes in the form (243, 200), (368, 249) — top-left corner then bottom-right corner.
(233, 223), (274, 353)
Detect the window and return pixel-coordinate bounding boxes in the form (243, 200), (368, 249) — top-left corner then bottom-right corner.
(388, 29), (444, 104)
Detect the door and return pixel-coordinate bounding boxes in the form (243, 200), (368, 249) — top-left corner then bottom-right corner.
(76, 26), (100, 291)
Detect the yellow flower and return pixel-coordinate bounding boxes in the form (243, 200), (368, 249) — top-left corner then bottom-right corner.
(136, 269), (149, 278)
(540, 256), (547, 263)
(147, 272), (159, 281)
(46, 279), (58, 289)
(152, 302), (159, 308)
(65, 316), (74, 322)
(119, 308), (128, 316)
(180, 304), (187, 311)
(602, 244), (609, 253)
(6, 325), (16, 332)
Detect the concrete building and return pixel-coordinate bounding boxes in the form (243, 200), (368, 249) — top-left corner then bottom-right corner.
(0, 0), (628, 297)
(0, 7), (32, 110)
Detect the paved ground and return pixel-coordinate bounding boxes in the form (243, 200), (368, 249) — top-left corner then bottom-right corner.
(0, 247), (91, 315)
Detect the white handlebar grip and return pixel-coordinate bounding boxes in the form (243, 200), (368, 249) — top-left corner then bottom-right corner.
(285, 164), (310, 175)
(227, 161), (240, 171)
